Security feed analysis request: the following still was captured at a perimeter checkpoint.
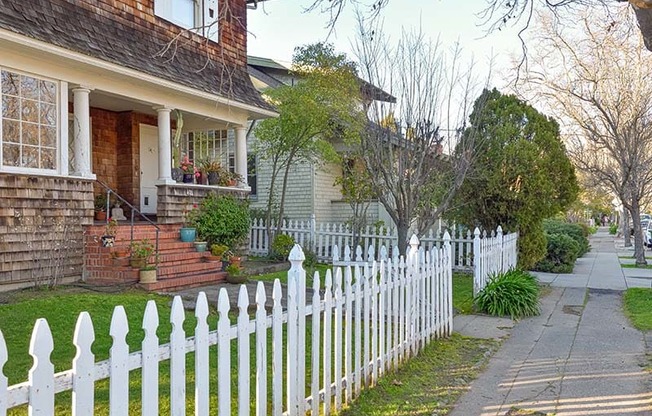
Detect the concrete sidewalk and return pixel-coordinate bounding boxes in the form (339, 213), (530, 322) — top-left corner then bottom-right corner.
(450, 228), (652, 416)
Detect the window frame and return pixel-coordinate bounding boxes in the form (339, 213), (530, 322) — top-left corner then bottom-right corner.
(182, 129), (230, 167)
(154, 0), (219, 42)
(0, 67), (61, 175)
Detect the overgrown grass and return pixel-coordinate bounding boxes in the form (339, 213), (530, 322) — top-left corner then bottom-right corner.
(250, 263), (330, 288)
(475, 270), (540, 319)
(340, 334), (499, 415)
(623, 288), (652, 331)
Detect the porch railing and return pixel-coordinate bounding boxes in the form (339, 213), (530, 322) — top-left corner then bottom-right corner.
(95, 180), (160, 266)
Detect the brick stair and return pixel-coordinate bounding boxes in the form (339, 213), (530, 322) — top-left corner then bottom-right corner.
(84, 222), (226, 291)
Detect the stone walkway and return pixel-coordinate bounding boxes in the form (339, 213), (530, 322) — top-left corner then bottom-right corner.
(450, 228), (652, 416)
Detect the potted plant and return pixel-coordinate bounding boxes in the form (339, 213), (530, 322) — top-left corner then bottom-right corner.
(94, 194), (108, 221)
(207, 243), (228, 262)
(179, 155), (196, 184)
(139, 264), (157, 284)
(194, 241), (208, 252)
(180, 205), (198, 242)
(225, 263), (247, 284)
(199, 159), (223, 185)
(219, 171), (243, 187)
(129, 239), (155, 269)
(100, 218), (118, 247)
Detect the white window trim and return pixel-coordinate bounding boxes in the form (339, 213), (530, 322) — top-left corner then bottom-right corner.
(0, 67), (65, 176)
(154, 0), (219, 42)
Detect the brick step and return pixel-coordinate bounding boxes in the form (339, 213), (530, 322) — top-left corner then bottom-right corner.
(140, 271), (227, 291)
(157, 261), (222, 278)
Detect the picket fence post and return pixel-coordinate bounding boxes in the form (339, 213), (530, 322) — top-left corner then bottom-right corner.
(473, 227), (481, 296)
(72, 312), (95, 416)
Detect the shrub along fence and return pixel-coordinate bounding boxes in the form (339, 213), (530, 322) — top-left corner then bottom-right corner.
(0, 238), (453, 415)
(251, 218), (518, 294)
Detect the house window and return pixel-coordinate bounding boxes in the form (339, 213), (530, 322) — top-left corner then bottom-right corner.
(182, 129), (229, 166)
(154, 0), (219, 41)
(247, 153), (257, 196)
(0, 69), (58, 172)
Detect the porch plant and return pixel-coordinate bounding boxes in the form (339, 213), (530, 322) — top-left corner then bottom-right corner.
(179, 155), (197, 184)
(100, 218), (118, 247)
(194, 241), (208, 252)
(199, 159), (223, 185)
(129, 239), (155, 269)
(180, 205), (198, 242)
(139, 264), (157, 284)
(225, 263), (247, 284)
(206, 243), (228, 262)
(94, 194), (108, 221)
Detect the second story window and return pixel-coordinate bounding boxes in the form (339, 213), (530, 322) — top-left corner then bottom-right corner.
(155, 0), (219, 41)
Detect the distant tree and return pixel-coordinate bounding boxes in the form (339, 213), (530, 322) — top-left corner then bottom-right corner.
(451, 88), (578, 269)
(253, 43), (365, 242)
(522, 7), (652, 266)
(353, 25), (488, 255)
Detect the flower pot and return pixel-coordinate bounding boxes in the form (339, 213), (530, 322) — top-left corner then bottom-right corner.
(171, 167), (183, 183)
(204, 254), (221, 263)
(95, 211), (107, 221)
(227, 179), (237, 187)
(112, 247), (130, 258)
(194, 241), (208, 252)
(179, 227), (196, 242)
(101, 235), (116, 248)
(130, 257), (147, 269)
(229, 256), (242, 268)
(182, 173), (194, 183)
(208, 171), (219, 185)
(139, 268), (157, 284)
(226, 273), (247, 284)
(199, 173), (209, 185)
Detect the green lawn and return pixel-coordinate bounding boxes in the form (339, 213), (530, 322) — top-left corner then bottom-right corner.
(340, 334), (499, 415)
(623, 288), (652, 331)
(0, 269), (481, 414)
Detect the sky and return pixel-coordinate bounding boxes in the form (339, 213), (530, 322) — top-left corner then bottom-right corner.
(246, 1), (526, 88)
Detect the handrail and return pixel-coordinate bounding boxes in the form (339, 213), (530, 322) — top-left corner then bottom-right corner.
(95, 179), (160, 268)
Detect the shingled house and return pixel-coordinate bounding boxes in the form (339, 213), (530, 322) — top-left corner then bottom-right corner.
(0, 0), (274, 290)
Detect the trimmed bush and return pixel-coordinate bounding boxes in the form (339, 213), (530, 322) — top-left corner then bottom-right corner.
(542, 219), (590, 256)
(475, 269), (540, 319)
(270, 233), (295, 261)
(190, 194), (250, 247)
(534, 233), (580, 273)
(609, 223), (618, 235)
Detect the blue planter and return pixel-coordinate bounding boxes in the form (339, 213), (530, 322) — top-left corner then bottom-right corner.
(179, 227), (196, 242)
(194, 242), (208, 252)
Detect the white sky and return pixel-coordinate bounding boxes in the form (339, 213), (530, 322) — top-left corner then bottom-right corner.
(247, 1), (526, 88)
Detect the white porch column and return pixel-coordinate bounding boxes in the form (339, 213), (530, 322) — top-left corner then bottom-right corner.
(235, 125), (248, 188)
(156, 107), (175, 184)
(72, 87), (93, 178)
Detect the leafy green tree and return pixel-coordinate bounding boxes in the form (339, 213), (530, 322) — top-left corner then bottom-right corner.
(254, 43), (365, 241)
(451, 88), (579, 269)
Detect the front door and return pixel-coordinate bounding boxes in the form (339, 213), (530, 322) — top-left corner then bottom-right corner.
(139, 125), (158, 215)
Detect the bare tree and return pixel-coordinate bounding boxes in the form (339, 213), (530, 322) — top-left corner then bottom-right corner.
(523, 7), (652, 265)
(352, 23), (489, 254)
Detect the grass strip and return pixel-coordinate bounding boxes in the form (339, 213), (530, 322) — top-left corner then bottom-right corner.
(340, 333), (499, 415)
(623, 288), (652, 331)
(620, 263), (652, 269)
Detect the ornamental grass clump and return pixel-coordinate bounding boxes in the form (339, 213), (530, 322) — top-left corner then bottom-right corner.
(475, 269), (540, 319)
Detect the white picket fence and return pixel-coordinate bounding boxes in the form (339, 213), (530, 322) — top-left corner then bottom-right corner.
(250, 217), (475, 269)
(251, 218), (518, 294)
(1, 237), (453, 415)
(472, 226), (519, 295)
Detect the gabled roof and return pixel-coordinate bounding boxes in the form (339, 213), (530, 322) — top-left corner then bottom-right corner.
(0, 0), (274, 113)
(247, 55), (396, 103)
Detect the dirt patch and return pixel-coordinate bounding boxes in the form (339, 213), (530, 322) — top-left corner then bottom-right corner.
(562, 304), (584, 316)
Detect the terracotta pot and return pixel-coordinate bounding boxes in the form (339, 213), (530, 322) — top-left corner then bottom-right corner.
(113, 247), (130, 258)
(229, 256), (242, 268)
(130, 257), (146, 269)
(95, 211), (107, 221)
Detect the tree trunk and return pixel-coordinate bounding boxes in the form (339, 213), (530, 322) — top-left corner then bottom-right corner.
(275, 152), (295, 238)
(623, 209), (632, 247)
(629, 201), (647, 266)
(396, 221), (409, 257)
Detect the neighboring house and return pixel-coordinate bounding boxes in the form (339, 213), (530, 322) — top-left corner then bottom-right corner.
(0, 0), (274, 290)
(246, 56), (395, 226)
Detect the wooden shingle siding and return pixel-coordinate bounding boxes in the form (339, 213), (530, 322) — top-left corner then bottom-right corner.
(249, 158), (313, 219)
(0, 174), (93, 288)
(313, 162), (346, 222)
